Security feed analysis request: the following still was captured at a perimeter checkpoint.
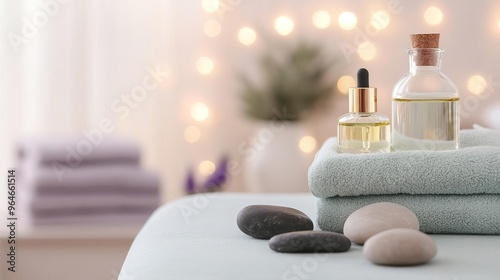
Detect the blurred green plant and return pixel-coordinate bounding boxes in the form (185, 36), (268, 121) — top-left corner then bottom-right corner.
(240, 41), (337, 122)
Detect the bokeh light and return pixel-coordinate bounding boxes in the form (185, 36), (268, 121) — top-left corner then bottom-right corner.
(424, 7), (443, 25)
(299, 136), (317, 153)
(199, 160), (216, 175)
(204, 20), (221, 37)
(202, 0), (219, 13)
(338, 12), (357, 30)
(370, 10), (391, 30)
(184, 125), (201, 143)
(274, 16), (294, 36)
(190, 102), (209, 122)
(337, 75), (356, 94)
(196, 57), (214, 75)
(312, 11), (331, 29)
(485, 105), (500, 130)
(467, 75), (487, 95)
(238, 27), (257, 45)
(357, 42), (376, 61)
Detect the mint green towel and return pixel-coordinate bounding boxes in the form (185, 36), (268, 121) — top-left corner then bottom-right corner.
(317, 194), (500, 234)
(309, 127), (500, 198)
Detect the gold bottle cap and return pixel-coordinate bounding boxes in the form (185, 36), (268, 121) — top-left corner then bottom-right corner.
(349, 87), (377, 113)
(349, 68), (377, 113)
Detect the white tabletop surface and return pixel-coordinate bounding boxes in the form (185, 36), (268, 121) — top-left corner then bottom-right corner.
(120, 193), (500, 280)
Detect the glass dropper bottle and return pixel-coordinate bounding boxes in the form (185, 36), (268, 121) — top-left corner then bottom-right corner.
(337, 68), (391, 154)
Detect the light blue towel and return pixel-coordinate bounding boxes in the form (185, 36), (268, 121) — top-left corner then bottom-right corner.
(461, 125), (500, 148)
(309, 127), (500, 198)
(317, 194), (500, 234)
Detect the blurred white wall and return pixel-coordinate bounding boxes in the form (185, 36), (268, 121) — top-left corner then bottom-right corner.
(2, 0), (500, 205)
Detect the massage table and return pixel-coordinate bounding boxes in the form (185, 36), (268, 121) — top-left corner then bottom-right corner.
(119, 193), (500, 279)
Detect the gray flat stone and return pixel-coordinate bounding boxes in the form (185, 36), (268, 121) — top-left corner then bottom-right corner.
(237, 205), (313, 239)
(269, 230), (351, 253)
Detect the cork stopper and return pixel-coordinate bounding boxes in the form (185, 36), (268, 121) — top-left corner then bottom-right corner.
(410, 33), (440, 66)
(410, 33), (440, 48)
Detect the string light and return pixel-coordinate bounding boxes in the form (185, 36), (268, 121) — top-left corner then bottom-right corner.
(299, 136), (317, 153)
(199, 160), (216, 175)
(312, 11), (331, 29)
(184, 125), (201, 143)
(238, 27), (257, 45)
(190, 102), (209, 122)
(204, 20), (221, 37)
(337, 75), (356, 94)
(370, 10), (391, 30)
(357, 41), (376, 61)
(424, 7), (443, 25)
(202, 0), (219, 13)
(338, 12), (357, 30)
(196, 57), (214, 75)
(467, 75), (487, 95)
(274, 16), (294, 36)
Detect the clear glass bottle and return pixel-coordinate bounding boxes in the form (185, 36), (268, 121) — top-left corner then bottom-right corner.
(338, 68), (391, 154)
(392, 48), (459, 150)
(338, 113), (390, 153)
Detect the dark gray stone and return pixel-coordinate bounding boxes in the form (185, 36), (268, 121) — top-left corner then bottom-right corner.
(237, 205), (313, 239)
(269, 230), (352, 253)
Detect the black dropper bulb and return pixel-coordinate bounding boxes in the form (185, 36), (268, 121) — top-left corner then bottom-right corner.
(357, 68), (369, 87)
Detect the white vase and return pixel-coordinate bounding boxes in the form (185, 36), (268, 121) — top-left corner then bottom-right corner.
(243, 122), (313, 193)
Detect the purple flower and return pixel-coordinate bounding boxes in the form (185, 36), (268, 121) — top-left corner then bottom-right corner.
(201, 156), (229, 192)
(185, 169), (196, 194)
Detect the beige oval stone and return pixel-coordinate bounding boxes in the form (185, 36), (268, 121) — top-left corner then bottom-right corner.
(363, 228), (437, 266)
(343, 202), (419, 244)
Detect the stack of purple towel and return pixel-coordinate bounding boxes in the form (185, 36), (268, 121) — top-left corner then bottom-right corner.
(18, 135), (160, 225)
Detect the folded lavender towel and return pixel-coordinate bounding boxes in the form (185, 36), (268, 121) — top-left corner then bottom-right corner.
(29, 193), (160, 215)
(18, 134), (140, 165)
(21, 165), (160, 194)
(30, 212), (155, 225)
(18, 185), (159, 226)
(32, 205), (158, 220)
(309, 127), (500, 198)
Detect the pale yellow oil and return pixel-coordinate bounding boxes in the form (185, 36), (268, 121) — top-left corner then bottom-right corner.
(392, 98), (459, 150)
(337, 121), (391, 153)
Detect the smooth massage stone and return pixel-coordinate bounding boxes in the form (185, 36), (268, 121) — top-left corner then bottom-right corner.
(363, 228), (437, 266)
(269, 230), (351, 253)
(343, 202), (419, 244)
(237, 205), (313, 239)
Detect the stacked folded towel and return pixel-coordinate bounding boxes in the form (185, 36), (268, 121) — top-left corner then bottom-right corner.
(18, 135), (160, 225)
(309, 126), (500, 234)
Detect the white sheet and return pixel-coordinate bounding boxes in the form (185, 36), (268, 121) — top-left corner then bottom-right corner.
(119, 193), (500, 280)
